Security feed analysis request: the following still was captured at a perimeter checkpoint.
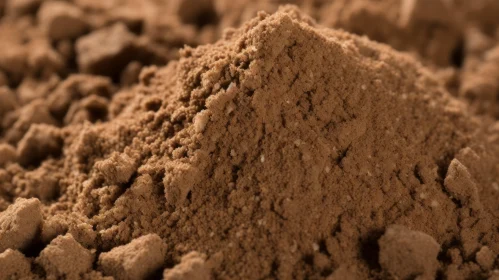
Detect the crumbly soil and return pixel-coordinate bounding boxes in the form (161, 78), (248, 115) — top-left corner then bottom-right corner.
(0, 1), (499, 280)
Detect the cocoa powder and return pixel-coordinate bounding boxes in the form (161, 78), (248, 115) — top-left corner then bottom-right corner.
(0, 1), (499, 280)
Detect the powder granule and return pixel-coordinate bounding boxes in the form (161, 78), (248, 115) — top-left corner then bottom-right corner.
(94, 152), (136, 185)
(98, 234), (166, 280)
(444, 159), (481, 210)
(163, 251), (210, 280)
(476, 246), (497, 271)
(0, 197), (42, 252)
(378, 225), (440, 279)
(0, 144), (17, 167)
(76, 23), (137, 76)
(0, 249), (32, 279)
(0, 86), (18, 118)
(36, 234), (94, 278)
(16, 124), (62, 167)
(38, 1), (88, 41)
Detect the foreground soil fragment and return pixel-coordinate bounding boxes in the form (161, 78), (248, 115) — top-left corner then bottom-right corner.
(36, 234), (94, 279)
(38, 1), (88, 41)
(163, 251), (210, 280)
(16, 124), (62, 167)
(98, 234), (166, 280)
(0, 249), (32, 279)
(0, 197), (42, 252)
(378, 225), (440, 279)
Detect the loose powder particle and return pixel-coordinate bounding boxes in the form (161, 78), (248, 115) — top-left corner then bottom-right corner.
(98, 234), (167, 280)
(0, 249), (32, 279)
(0, 1), (499, 280)
(36, 233), (94, 278)
(0, 197), (42, 252)
(378, 225), (440, 279)
(163, 251), (210, 280)
(37, 1), (88, 41)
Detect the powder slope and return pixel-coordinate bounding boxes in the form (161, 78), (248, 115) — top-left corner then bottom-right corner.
(49, 7), (498, 279)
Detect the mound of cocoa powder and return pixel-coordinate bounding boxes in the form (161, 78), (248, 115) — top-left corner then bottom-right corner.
(1, 1), (499, 280)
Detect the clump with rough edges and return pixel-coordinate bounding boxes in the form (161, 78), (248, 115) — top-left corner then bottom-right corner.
(98, 234), (166, 280)
(379, 225), (441, 279)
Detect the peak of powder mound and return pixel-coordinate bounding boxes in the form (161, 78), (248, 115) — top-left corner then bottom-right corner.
(38, 6), (499, 280)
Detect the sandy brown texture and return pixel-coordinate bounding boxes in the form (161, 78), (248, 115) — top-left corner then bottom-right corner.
(38, 1), (89, 41)
(378, 225), (440, 279)
(163, 251), (210, 280)
(0, 197), (42, 252)
(36, 233), (94, 278)
(319, 0), (462, 66)
(460, 42), (499, 119)
(0, 249), (33, 279)
(0, 1), (499, 280)
(98, 234), (166, 280)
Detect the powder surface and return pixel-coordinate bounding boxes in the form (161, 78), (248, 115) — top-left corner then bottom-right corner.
(0, 1), (499, 280)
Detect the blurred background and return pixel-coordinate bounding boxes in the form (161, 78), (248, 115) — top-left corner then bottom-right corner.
(1, 0), (499, 120)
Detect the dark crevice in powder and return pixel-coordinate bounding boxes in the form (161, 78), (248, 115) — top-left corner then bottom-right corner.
(318, 239), (330, 257)
(23, 240), (46, 258)
(270, 258), (279, 278)
(450, 38), (465, 68)
(231, 165), (240, 183)
(302, 254), (314, 266)
(359, 230), (383, 270)
(321, 267), (334, 277)
(145, 99), (163, 112)
(336, 145), (351, 166)
(413, 165), (424, 185)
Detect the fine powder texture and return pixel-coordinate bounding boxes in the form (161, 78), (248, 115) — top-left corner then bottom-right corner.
(1, 1), (499, 280)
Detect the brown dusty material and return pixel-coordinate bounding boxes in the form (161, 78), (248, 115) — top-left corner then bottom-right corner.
(0, 197), (42, 252)
(0, 249), (32, 279)
(98, 234), (167, 280)
(163, 251), (210, 280)
(36, 233), (94, 278)
(76, 23), (139, 77)
(319, 0), (462, 66)
(16, 124), (62, 167)
(0, 1), (499, 280)
(378, 225), (440, 279)
(461, 43), (499, 119)
(38, 1), (88, 41)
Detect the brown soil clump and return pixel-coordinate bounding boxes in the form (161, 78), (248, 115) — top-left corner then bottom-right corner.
(98, 234), (166, 280)
(1, 1), (499, 280)
(0, 197), (42, 252)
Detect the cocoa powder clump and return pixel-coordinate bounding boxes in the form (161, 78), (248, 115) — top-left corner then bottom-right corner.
(0, 197), (42, 252)
(378, 225), (440, 279)
(98, 234), (167, 280)
(36, 233), (94, 278)
(0, 249), (33, 279)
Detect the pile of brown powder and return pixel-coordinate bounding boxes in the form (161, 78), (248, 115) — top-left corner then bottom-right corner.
(1, 1), (499, 280)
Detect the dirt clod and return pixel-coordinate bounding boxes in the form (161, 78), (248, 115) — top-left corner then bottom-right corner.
(98, 234), (166, 280)
(379, 225), (440, 279)
(0, 249), (32, 279)
(36, 234), (94, 278)
(38, 1), (88, 41)
(76, 23), (138, 77)
(163, 251), (210, 280)
(0, 198), (42, 252)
